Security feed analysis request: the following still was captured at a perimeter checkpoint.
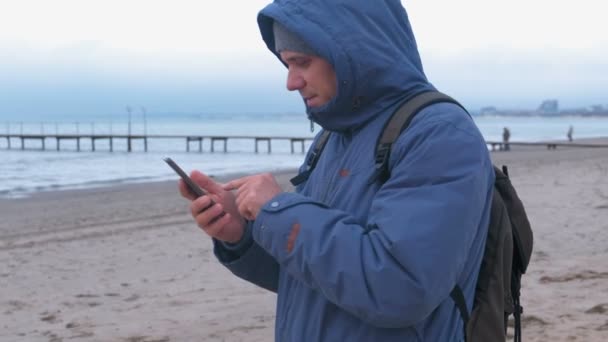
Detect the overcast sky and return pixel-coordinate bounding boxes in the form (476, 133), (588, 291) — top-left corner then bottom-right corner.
(1, 0), (606, 118)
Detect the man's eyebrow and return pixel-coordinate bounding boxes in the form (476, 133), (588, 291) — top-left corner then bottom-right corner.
(283, 55), (309, 63)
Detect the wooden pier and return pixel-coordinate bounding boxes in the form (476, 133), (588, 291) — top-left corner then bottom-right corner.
(2, 133), (607, 153)
(0, 133), (314, 154)
(484, 140), (608, 151)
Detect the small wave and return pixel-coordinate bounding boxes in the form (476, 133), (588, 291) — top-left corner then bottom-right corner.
(79, 176), (160, 186)
(0, 175), (163, 199)
(45, 176), (161, 190)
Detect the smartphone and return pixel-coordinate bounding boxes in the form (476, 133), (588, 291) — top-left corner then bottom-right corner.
(163, 157), (208, 198)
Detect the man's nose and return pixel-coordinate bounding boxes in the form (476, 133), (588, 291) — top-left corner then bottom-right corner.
(286, 69), (305, 91)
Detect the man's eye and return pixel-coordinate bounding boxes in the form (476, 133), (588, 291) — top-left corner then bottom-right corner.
(294, 59), (311, 67)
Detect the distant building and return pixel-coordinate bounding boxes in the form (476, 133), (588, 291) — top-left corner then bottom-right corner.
(480, 106), (497, 115)
(537, 99), (559, 114)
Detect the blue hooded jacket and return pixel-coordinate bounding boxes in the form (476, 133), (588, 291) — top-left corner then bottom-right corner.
(214, 0), (495, 341)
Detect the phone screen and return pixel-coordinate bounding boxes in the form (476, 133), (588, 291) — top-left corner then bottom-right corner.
(163, 157), (207, 198)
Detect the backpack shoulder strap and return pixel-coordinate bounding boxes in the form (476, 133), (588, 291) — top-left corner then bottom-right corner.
(290, 91), (466, 186)
(378, 92), (462, 146)
(373, 91), (467, 182)
(377, 91), (471, 340)
(290, 130), (331, 186)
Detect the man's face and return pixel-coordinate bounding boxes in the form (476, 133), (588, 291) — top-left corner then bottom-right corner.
(280, 50), (337, 108)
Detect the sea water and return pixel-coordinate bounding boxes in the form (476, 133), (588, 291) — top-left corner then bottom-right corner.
(0, 113), (606, 198)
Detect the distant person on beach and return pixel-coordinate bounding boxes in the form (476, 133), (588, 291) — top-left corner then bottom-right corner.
(177, 0), (494, 341)
(567, 125), (574, 142)
(503, 126), (511, 151)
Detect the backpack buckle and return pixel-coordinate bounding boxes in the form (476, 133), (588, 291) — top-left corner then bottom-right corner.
(292, 149), (321, 187)
(306, 150), (319, 168)
(375, 143), (391, 169)
(369, 143), (392, 184)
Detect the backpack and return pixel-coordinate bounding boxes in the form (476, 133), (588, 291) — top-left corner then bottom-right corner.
(290, 91), (534, 342)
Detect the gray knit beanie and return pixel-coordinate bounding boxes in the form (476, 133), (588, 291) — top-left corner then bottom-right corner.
(273, 21), (316, 55)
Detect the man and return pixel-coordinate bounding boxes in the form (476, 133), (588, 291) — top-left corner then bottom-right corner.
(503, 126), (511, 151)
(179, 0), (494, 340)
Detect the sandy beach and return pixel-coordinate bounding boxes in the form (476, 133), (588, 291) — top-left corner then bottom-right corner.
(1, 139), (607, 342)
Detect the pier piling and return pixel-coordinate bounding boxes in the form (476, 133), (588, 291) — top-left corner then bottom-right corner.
(1, 133), (314, 153)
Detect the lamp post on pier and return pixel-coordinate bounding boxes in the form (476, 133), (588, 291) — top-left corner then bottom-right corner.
(141, 106), (148, 152)
(126, 105), (133, 152)
(141, 106), (147, 136)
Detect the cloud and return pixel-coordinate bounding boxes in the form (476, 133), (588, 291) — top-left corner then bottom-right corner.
(407, 0), (608, 53)
(419, 45), (608, 109)
(1, 0), (606, 117)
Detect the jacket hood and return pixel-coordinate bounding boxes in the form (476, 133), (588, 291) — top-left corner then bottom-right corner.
(258, 0), (435, 132)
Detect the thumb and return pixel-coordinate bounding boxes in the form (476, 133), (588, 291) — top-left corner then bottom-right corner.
(190, 170), (223, 195)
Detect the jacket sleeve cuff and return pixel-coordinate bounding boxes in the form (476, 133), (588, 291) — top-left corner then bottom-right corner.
(251, 192), (327, 258)
(213, 220), (254, 263)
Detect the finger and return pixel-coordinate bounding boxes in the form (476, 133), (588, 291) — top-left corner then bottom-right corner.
(208, 193), (222, 206)
(179, 179), (201, 200)
(203, 212), (232, 237)
(190, 170), (224, 194)
(178, 179), (196, 200)
(223, 176), (251, 191)
(194, 202), (225, 228)
(241, 208), (255, 221)
(232, 184), (249, 214)
(236, 197), (254, 221)
(190, 196), (214, 217)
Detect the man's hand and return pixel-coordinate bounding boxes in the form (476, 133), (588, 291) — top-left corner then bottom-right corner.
(224, 173), (283, 221)
(178, 171), (246, 243)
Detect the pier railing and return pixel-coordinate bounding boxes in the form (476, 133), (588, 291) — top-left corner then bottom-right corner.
(0, 133), (314, 154)
(484, 140), (608, 151)
(2, 133), (607, 153)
